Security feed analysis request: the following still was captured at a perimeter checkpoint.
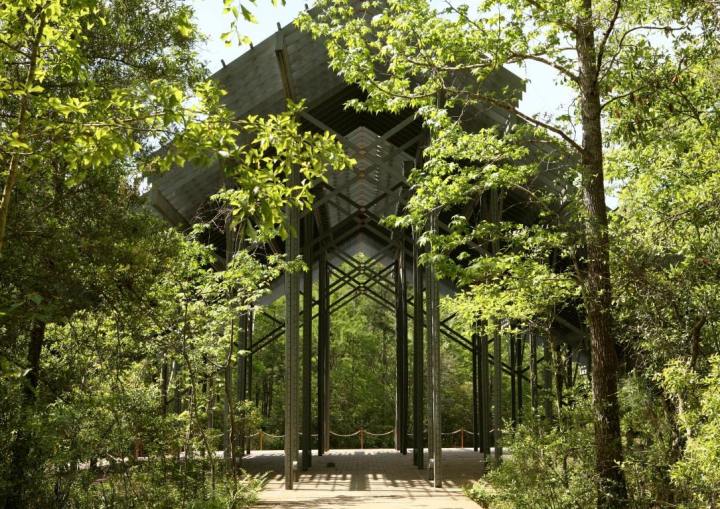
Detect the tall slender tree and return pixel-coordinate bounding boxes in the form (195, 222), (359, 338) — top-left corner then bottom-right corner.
(300, 0), (719, 504)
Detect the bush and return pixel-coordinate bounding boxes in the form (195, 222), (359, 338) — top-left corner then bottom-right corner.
(68, 460), (267, 508)
(664, 355), (720, 507)
(465, 384), (596, 509)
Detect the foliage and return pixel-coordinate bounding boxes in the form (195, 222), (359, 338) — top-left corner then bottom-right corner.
(299, 0), (720, 504)
(0, 0), (231, 253)
(0, 230), (273, 506)
(67, 462), (265, 508)
(467, 383), (596, 509)
(663, 356), (720, 506)
(0, 1), (351, 506)
(214, 101), (355, 242)
(2, 0), (720, 507)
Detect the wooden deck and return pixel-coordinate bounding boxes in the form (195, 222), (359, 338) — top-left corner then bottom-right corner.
(243, 448), (485, 508)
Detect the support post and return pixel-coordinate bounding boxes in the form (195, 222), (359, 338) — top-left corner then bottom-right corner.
(480, 335), (490, 458)
(412, 229), (425, 468)
(428, 212), (442, 487)
(301, 212), (313, 470)
(543, 336), (554, 421)
(493, 332), (502, 462)
(237, 311), (248, 461)
(530, 332), (538, 413)
(284, 168), (301, 489)
(510, 335), (517, 427)
(471, 334), (479, 452)
(426, 255), (434, 465)
(516, 333), (523, 423)
(394, 240), (408, 455)
(246, 312), (254, 454)
(317, 251), (330, 455)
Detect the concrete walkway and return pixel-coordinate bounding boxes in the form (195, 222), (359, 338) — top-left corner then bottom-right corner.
(242, 448), (483, 508)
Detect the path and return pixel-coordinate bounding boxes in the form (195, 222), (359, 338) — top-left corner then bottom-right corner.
(242, 448), (483, 508)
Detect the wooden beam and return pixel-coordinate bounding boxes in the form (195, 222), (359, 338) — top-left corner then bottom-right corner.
(284, 165), (301, 489)
(412, 232), (425, 468)
(480, 335), (491, 458)
(301, 213), (313, 470)
(394, 240), (409, 455)
(317, 251), (330, 455)
(472, 334), (479, 453)
(428, 212), (442, 487)
(493, 331), (502, 462)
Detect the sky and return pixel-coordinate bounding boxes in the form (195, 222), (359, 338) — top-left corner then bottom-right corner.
(190, 0), (574, 118)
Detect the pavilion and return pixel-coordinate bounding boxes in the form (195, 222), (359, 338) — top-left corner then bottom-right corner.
(147, 13), (586, 489)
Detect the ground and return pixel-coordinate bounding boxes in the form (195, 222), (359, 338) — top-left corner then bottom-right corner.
(242, 448), (484, 508)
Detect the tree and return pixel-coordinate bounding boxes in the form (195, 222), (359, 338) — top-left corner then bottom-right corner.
(0, 0), (353, 504)
(299, 0), (719, 504)
(607, 54), (720, 504)
(0, 0), (229, 254)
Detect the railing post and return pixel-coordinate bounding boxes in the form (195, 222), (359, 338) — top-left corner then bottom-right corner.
(460, 428), (464, 449)
(259, 430), (264, 451)
(360, 428), (365, 450)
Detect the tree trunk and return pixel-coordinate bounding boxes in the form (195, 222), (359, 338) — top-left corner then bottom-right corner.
(0, 13), (46, 254)
(6, 321), (46, 509)
(576, 2), (628, 506)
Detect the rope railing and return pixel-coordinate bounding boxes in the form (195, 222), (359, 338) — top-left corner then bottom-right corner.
(245, 426), (474, 450)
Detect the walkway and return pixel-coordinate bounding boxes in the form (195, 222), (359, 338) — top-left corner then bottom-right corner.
(243, 448), (483, 508)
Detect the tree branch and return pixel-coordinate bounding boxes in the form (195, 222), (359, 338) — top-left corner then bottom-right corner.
(509, 52), (580, 83)
(596, 0), (622, 71)
(460, 88), (584, 153)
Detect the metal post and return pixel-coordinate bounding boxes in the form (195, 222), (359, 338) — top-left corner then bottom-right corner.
(428, 212), (442, 487)
(237, 311), (248, 460)
(516, 333), (523, 423)
(394, 240), (408, 455)
(246, 312), (254, 454)
(284, 168), (301, 489)
(301, 212), (313, 470)
(480, 335), (490, 458)
(493, 332), (502, 462)
(530, 332), (538, 413)
(510, 335), (517, 427)
(323, 264), (330, 453)
(317, 251), (330, 455)
(412, 230), (424, 468)
(542, 336), (553, 421)
(472, 334), (479, 452)
(425, 255), (434, 466)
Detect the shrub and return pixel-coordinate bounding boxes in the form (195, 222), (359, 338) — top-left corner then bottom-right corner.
(466, 384), (596, 509)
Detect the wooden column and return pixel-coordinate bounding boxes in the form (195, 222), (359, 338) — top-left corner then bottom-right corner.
(246, 312), (254, 454)
(284, 168), (301, 489)
(510, 335), (517, 427)
(530, 331), (538, 413)
(425, 253), (434, 465)
(493, 332), (502, 461)
(428, 212), (442, 487)
(317, 251), (330, 455)
(394, 241), (408, 454)
(480, 335), (491, 458)
(471, 334), (479, 452)
(542, 336), (554, 421)
(301, 213), (313, 470)
(489, 188), (502, 461)
(516, 333), (524, 423)
(237, 311), (248, 461)
(412, 231), (424, 468)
